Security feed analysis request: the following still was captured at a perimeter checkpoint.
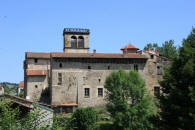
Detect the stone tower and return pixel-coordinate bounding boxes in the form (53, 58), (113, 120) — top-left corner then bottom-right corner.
(63, 28), (90, 53)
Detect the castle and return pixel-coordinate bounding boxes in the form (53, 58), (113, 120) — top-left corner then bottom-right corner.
(24, 28), (169, 112)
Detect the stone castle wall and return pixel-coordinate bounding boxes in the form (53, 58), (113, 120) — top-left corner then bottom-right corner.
(51, 60), (149, 107)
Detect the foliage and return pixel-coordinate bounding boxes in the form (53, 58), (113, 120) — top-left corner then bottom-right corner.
(144, 40), (178, 59)
(0, 99), (20, 129)
(1, 82), (18, 95)
(159, 28), (195, 129)
(104, 69), (157, 130)
(94, 121), (113, 130)
(144, 43), (159, 51)
(19, 89), (24, 98)
(40, 87), (50, 103)
(68, 107), (98, 130)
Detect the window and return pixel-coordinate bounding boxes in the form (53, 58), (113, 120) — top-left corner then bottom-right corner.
(84, 88), (90, 97)
(134, 64), (138, 71)
(150, 55), (154, 59)
(35, 85), (38, 88)
(59, 63), (62, 68)
(71, 36), (77, 48)
(157, 66), (162, 75)
(88, 66), (91, 69)
(34, 58), (38, 63)
(108, 66), (110, 70)
(98, 76), (101, 83)
(154, 86), (160, 97)
(78, 36), (84, 48)
(58, 73), (62, 85)
(98, 88), (103, 97)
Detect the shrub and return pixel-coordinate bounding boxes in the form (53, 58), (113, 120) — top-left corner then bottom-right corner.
(69, 107), (97, 130)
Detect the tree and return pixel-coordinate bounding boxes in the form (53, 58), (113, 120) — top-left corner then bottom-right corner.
(159, 28), (195, 129)
(144, 40), (178, 59)
(105, 69), (157, 130)
(68, 107), (98, 130)
(0, 99), (21, 129)
(158, 40), (178, 59)
(144, 43), (159, 51)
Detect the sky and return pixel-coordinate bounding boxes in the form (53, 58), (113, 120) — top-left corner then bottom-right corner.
(0, 0), (195, 83)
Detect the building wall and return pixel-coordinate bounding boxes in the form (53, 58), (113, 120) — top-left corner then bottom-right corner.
(26, 59), (50, 70)
(51, 60), (148, 107)
(24, 58), (50, 101)
(24, 52), (167, 107)
(26, 76), (48, 101)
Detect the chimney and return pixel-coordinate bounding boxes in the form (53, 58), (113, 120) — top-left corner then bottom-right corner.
(148, 45), (151, 51)
(93, 49), (96, 54)
(155, 49), (159, 56)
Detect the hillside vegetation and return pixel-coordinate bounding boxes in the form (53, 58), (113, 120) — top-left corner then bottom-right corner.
(0, 82), (18, 95)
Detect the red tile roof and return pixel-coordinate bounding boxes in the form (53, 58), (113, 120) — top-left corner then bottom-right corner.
(51, 52), (147, 59)
(26, 52), (50, 59)
(26, 70), (48, 76)
(121, 44), (139, 50)
(18, 81), (24, 88)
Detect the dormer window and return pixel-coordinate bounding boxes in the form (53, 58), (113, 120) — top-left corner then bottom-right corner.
(71, 36), (77, 49)
(78, 36), (84, 48)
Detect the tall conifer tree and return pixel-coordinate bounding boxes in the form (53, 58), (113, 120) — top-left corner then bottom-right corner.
(160, 28), (195, 129)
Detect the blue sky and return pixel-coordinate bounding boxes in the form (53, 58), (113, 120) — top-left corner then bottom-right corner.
(0, 0), (195, 83)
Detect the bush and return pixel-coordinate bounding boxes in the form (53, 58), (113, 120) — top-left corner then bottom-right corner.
(68, 107), (97, 130)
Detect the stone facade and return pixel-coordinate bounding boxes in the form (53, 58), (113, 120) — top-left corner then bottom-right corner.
(24, 28), (169, 111)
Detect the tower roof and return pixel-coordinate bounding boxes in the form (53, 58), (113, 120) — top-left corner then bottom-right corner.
(19, 81), (24, 88)
(121, 44), (139, 50)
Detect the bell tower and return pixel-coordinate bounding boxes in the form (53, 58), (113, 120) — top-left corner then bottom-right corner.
(63, 28), (90, 53)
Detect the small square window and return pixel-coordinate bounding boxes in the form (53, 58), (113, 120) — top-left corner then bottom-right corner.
(88, 66), (91, 69)
(34, 58), (38, 63)
(84, 88), (90, 97)
(98, 88), (103, 97)
(157, 66), (163, 75)
(108, 66), (110, 70)
(35, 85), (38, 88)
(154, 86), (160, 97)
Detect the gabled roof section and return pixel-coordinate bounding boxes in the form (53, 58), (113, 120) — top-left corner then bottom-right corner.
(18, 81), (24, 88)
(121, 44), (139, 50)
(26, 70), (48, 76)
(51, 52), (147, 59)
(26, 52), (50, 59)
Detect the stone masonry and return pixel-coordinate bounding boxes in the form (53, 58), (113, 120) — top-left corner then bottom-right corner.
(24, 28), (169, 112)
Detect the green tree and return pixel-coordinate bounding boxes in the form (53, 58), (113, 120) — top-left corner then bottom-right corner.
(105, 69), (157, 130)
(144, 43), (159, 51)
(144, 40), (178, 59)
(68, 107), (98, 130)
(0, 99), (21, 129)
(158, 40), (178, 59)
(159, 28), (195, 129)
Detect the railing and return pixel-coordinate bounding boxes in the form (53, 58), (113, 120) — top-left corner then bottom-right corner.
(0, 94), (33, 108)
(63, 28), (90, 34)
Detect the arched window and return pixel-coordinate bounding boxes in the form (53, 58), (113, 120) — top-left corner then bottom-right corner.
(71, 36), (77, 48)
(78, 36), (84, 48)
